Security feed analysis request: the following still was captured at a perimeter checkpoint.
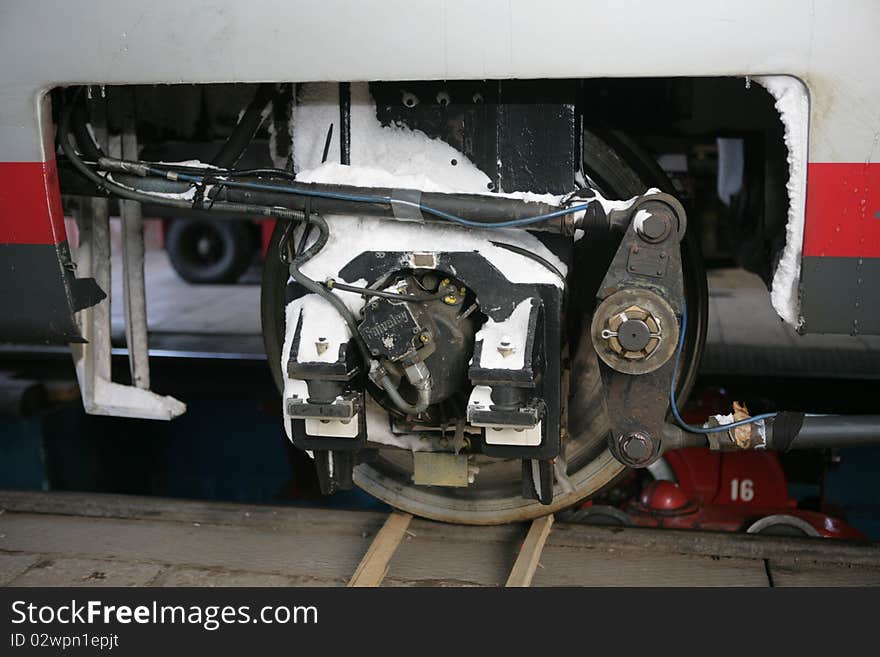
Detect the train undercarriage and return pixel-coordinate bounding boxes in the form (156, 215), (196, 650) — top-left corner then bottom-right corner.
(41, 78), (880, 524)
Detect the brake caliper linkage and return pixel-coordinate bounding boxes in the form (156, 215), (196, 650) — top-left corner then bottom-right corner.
(589, 193), (688, 468)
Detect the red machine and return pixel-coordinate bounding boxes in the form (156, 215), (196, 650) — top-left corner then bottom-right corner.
(579, 448), (863, 539)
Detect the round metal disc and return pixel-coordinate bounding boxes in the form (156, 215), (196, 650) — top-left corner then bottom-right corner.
(590, 288), (679, 375)
(617, 318), (652, 351)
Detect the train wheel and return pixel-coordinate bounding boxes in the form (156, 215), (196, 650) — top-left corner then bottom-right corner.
(261, 128), (708, 524)
(166, 218), (255, 285)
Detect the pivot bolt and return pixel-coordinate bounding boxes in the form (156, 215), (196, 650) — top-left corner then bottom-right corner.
(619, 431), (655, 465)
(635, 206), (673, 243)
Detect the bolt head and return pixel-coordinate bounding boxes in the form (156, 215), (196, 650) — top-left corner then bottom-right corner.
(636, 210), (672, 243)
(619, 432), (654, 464)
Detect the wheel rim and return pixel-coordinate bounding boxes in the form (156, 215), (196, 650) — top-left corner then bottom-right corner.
(180, 223), (226, 267)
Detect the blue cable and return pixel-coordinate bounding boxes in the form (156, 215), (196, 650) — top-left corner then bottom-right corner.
(670, 302), (777, 434)
(154, 168), (592, 229)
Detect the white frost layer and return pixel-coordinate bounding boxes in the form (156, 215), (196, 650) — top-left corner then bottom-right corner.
(281, 297), (362, 440)
(362, 398), (434, 452)
(708, 413), (735, 426)
(468, 385), (494, 408)
(298, 162), (469, 194)
(298, 162), (563, 206)
(755, 75), (809, 328)
(593, 189), (653, 214)
(473, 299), (534, 370)
(290, 291), (361, 364)
(106, 173), (197, 201)
(86, 379), (186, 421)
(293, 82), (562, 204)
(633, 209), (653, 234)
(155, 159), (219, 170)
(294, 82), (492, 193)
(574, 188), (661, 241)
(280, 283), (363, 440)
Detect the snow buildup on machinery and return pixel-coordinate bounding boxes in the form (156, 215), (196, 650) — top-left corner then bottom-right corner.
(292, 81), (563, 205)
(755, 75), (810, 329)
(277, 82), (664, 449)
(280, 82), (576, 447)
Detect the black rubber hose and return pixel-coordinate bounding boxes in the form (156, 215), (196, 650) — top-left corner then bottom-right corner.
(216, 182), (565, 230)
(489, 240), (565, 280)
(61, 96), (189, 210)
(339, 82), (351, 165)
(211, 83), (275, 168)
(780, 415), (880, 451)
(286, 214), (373, 367)
(67, 82), (271, 170)
(65, 83), (272, 195)
(378, 374), (430, 415)
(71, 96), (103, 161)
(60, 88), (305, 222)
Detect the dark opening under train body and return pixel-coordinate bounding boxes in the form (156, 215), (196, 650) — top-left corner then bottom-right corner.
(1, 0), (878, 524)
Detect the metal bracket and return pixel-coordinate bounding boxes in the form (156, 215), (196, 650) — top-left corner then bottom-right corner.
(592, 193), (686, 467)
(69, 91), (185, 421)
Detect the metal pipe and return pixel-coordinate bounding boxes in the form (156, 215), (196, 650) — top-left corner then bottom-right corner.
(783, 415), (880, 450)
(647, 457), (677, 481)
(339, 82), (351, 165)
(378, 374), (430, 415)
(60, 92), (304, 223)
(212, 83), (275, 168)
(118, 88), (151, 390)
(217, 182), (566, 231)
(60, 159), (569, 231)
(672, 415), (880, 454)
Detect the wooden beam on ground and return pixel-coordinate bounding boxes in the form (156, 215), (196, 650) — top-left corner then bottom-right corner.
(348, 512), (412, 587)
(506, 514), (554, 587)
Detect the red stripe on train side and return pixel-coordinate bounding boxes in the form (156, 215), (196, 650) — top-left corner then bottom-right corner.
(803, 162), (880, 258)
(0, 160), (67, 245)
(2, 158), (878, 256)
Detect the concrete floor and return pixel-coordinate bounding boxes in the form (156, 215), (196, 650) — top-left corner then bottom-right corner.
(110, 250), (265, 355)
(3, 491), (880, 587)
(703, 268), (880, 378)
(111, 249), (880, 378)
